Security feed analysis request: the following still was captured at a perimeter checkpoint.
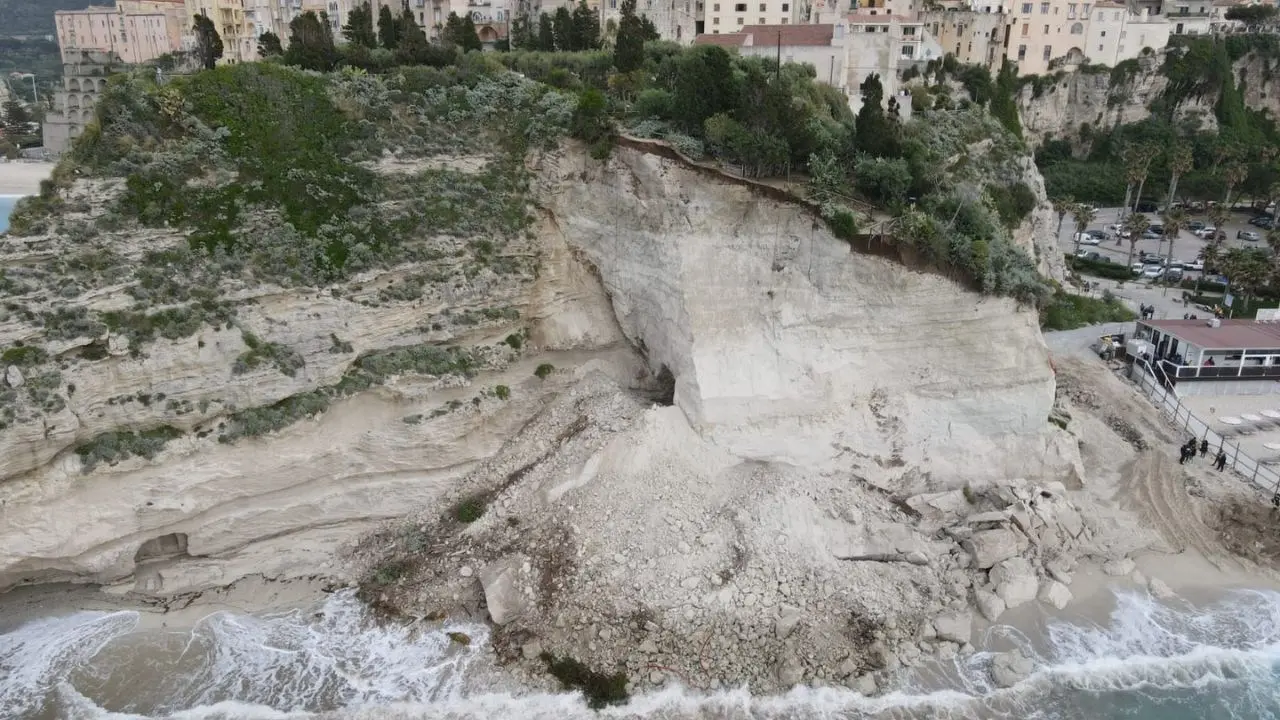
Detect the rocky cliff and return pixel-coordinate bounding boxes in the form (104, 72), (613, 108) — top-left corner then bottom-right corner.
(1016, 47), (1280, 145)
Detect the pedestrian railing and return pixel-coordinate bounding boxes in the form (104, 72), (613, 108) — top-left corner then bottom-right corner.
(1130, 359), (1280, 500)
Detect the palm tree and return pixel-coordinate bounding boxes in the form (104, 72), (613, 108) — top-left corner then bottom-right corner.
(1071, 202), (1096, 256)
(1161, 207), (1188, 294)
(1164, 142), (1193, 211)
(1053, 195), (1074, 239)
(1121, 143), (1158, 224)
(1222, 161), (1248, 209)
(1123, 212), (1151, 270)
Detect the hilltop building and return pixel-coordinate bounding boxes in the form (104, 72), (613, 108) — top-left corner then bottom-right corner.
(54, 1), (188, 64)
(43, 50), (118, 154)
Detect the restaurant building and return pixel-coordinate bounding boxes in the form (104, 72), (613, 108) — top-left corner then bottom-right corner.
(1133, 317), (1280, 396)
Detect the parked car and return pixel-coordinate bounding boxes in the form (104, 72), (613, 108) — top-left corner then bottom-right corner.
(1087, 229), (1108, 241)
(1081, 251), (1107, 262)
(1184, 259), (1205, 271)
(1250, 215), (1275, 228)
(1075, 232), (1101, 246)
(1188, 221), (1206, 232)
(1135, 200), (1159, 213)
(1165, 268), (1184, 283)
(1142, 229), (1162, 240)
(1195, 226), (1217, 239)
(1131, 262), (1145, 275)
(1238, 230), (1261, 242)
(1142, 265), (1164, 279)
(1149, 224), (1165, 235)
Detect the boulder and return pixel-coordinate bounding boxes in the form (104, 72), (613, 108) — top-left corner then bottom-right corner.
(776, 655), (805, 687)
(990, 650), (1036, 688)
(775, 605), (803, 640)
(851, 673), (878, 696)
(1148, 577), (1176, 599)
(521, 640), (543, 661)
(1102, 557), (1136, 576)
(1037, 580), (1073, 610)
(107, 334), (130, 357)
(4, 365), (23, 389)
(1045, 555), (1074, 585)
(991, 557), (1038, 608)
(932, 611), (973, 644)
(975, 589), (1006, 622)
(963, 529), (1020, 569)
(478, 556), (530, 625)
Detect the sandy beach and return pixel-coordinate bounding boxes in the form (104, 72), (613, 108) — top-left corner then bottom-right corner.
(0, 161), (54, 195)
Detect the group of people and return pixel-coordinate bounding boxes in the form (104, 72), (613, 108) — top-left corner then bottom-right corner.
(1139, 304), (1156, 320)
(1179, 437), (1228, 470)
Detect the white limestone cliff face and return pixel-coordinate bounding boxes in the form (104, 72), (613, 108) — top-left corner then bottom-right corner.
(535, 145), (1077, 490)
(0, 142), (1078, 598)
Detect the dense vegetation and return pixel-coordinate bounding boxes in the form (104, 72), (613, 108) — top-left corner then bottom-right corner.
(0, 0), (87, 36)
(1036, 35), (1280, 207)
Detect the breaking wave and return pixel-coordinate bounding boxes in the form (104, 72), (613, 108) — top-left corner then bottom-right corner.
(2, 588), (1279, 719)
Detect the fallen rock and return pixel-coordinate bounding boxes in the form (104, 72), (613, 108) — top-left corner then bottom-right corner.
(637, 638), (659, 654)
(775, 605), (803, 640)
(963, 529), (1020, 569)
(776, 655), (804, 687)
(1102, 558), (1135, 576)
(649, 670), (665, 685)
(107, 334), (130, 357)
(975, 589), (1006, 622)
(1037, 580), (1073, 610)
(990, 650), (1036, 688)
(932, 611), (972, 644)
(964, 510), (1012, 525)
(1045, 556), (1074, 585)
(851, 673), (878, 696)
(521, 640), (543, 660)
(4, 365), (23, 389)
(478, 556), (529, 625)
(1148, 577), (1176, 599)
(991, 557), (1038, 608)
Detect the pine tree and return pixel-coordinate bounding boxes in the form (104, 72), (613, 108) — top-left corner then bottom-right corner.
(511, 13), (533, 49)
(571, 0), (600, 50)
(378, 5), (400, 49)
(537, 13), (555, 51)
(552, 6), (573, 50)
(257, 30), (284, 57)
(639, 14), (659, 40)
(342, 1), (377, 48)
(613, 0), (644, 72)
(460, 15), (482, 51)
(1, 99), (32, 137)
(192, 14), (224, 69)
(285, 11), (338, 70)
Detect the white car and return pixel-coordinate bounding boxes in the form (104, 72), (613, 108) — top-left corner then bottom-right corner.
(1195, 227), (1217, 239)
(1131, 262), (1145, 275)
(1074, 232), (1101, 246)
(1184, 259), (1204, 271)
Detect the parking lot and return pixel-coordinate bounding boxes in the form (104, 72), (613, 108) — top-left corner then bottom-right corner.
(1056, 205), (1273, 273)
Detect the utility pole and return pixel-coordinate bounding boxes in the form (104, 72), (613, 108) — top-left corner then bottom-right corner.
(776, 30), (781, 81)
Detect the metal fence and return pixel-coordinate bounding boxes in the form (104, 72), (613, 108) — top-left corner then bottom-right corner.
(1130, 360), (1280, 500)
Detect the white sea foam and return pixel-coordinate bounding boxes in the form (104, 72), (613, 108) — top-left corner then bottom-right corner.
(3, 588), (1279, 720)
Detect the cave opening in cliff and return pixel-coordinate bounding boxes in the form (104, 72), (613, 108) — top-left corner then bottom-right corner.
(134, 533), (190, 563)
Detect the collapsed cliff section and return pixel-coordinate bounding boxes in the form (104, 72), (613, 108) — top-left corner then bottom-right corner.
(0, 65), (633, 596)
(354, 140), (1089, 695)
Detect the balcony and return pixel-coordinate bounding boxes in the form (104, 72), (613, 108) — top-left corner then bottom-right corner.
(1161, 360), (1280, 381)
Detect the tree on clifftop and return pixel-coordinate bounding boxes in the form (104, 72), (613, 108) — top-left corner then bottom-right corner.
(378, 5), (400, 49)
(192, 15), (223, 70)
(285, 11), (338, 71)
(852, 74), (898, 157)
(256, 30), (283, 57)
(442, 12), (482, 52)
(342, 2), (378, 48)
(537, 13), (556, 51)
(613, 0), (645, 72)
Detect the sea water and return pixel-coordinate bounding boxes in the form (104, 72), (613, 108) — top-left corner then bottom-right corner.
(0, 195), (22, 234)
(1, 588), (1278, 720)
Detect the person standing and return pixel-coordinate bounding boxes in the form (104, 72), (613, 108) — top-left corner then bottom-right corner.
(1199, 439), (1209, 457)
(1215, 450), (1228, 471)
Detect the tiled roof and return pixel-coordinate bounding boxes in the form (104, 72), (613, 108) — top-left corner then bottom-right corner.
(693, 32), (750, 46)
(1142, 319), (1280, 351)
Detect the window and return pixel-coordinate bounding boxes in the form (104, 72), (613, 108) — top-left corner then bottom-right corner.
(1017, 43), (1026, 59)
(713, 16), (719, 23)
(1082, 3), (1090, 13)
(1043, 24), (1048, 32)
(901, 44), (915, 57)
(1021, 2), (1031, 11)
(1021, 22), (1029, 35)
(758, 16), (764, 22)
(737, 16), (744, 23)
(1070, 21), (1082, 33)
(1040, 2), (1048, 12)
(902, 25), (916, 35)
(1067, 2), (1076, 15)
(735, 2), (745, 10)
(1043, 44), (1051, 59)
(1113, 11), (1119, 19)
(713, 3), (719, 9)
(759, 2), (765, 9)
(781, 16), (788, 22)
(782, 2), (789, 8)
(1099, 30), (1105, 36)
(1120, 30), (1127, 38)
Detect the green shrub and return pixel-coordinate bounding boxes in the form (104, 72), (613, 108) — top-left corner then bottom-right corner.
(233, 332), (305, 377)
(504, 334), (523, 350)
(824, 208), (860, 241)
(1067, 256), (1133, 281)
(1, 345), (48, 367)
(453, 495), (487, 523)
(534, 363), (554, 379)
(494, 384), (510, 400)
(76, 426), (183, 473)
(1039, 288), (1136, 331)
(218, 390), (331, 442)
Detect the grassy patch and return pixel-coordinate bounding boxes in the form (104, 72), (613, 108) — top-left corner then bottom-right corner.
(540, 652), (629, 710)
(1, 345), (49, 367)
(1039, 289), (1136, 331)
(494, 384), (510, 400)
(233, 331), (305, 377)
(534, 363), (555, 379)
(453, 495), (487, 523)
(368, 559), (411, 587)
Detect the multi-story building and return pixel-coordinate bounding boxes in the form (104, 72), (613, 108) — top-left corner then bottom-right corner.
(1083, 1), (1168, 65)
(920, 6), (1007, 70)
(54, 2), (186, 64)
(186, 0), (256, 61)
(702, 0), (801, 34)
(43, 50), (117, 154)
(1158, 0), (1214, 33)
(694, 18), (940, 114)
(1005, 0), (1164, 75)
(600, 0), (699, 43)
